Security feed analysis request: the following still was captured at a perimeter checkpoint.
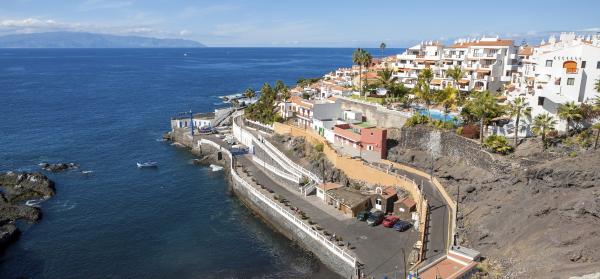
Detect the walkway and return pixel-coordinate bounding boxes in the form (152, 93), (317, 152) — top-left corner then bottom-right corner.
(237, 155), (418, 278)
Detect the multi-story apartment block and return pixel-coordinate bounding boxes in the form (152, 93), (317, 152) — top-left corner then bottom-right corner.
(510, 32), (600, 131)
(391, 37), (518, 93)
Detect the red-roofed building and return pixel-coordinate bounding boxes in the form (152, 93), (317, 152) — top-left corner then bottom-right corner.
(332, 122), (387, 161)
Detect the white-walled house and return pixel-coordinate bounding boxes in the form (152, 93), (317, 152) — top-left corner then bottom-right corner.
(512, 33), (600, 131)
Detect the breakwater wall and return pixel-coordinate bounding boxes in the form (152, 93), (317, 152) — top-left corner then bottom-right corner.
(169, 126), (358, 278)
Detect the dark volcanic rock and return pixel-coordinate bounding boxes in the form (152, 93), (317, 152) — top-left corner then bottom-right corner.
(0, 171), (55, 202)
(0, 171), (55, 251)
(39, 162), (79, 172)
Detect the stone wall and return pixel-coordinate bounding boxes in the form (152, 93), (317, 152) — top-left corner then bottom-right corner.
(230, 177), (356, 278)
(336, 98), (409, 128)
(389, 126), (508, 172)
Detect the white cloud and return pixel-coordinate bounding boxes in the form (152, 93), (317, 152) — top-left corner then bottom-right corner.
(78, 0), (134, 11)
(579, 27), (600, 32)
(179, 4), (240, 19)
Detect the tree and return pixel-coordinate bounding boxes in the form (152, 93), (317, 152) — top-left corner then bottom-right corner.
(468, 90), (498, 143)
(274, 80), (286, 94)
(376, 69), (398, 89)
(280, 86), (291, 119)
(379, 42), (386, 58)
(508, 97), (530, 148)
(361, 51), (373, 97)
(244, 88), (255, 99)
(532, 113), (557, 151)
(352, 48), (366, 97)
(437, 86), (457, 117)
(557, 101), (583, 134)
(595, 78), (600, 93)
(413, 68), (434, 117)
(446, 65), (465, 100)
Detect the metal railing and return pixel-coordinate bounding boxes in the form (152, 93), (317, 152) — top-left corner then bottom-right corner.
(252, 156), (301, 183)
(230, 157), (357, 268)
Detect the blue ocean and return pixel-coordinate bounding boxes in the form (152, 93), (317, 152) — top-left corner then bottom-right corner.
(0, 47), (399, 278)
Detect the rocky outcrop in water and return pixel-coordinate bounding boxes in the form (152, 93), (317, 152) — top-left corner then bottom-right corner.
(39, 162), (79, 172)
(0, 171), (55, 250)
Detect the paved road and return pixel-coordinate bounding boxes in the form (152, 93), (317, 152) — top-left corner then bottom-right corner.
(237, 155), (418, 278)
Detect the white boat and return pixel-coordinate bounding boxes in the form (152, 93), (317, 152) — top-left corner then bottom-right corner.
(137, 162), (158, 168)
(209, 164), (223, 172)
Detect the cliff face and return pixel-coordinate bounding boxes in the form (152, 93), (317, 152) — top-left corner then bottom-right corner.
(387, 127), (600, 278)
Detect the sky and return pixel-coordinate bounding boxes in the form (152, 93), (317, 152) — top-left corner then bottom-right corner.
(0, 0), (599, 47)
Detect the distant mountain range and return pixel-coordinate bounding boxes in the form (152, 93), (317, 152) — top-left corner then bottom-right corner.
(0, 32), (205, 48)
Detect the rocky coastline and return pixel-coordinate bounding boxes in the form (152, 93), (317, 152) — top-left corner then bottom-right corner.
(0, 171), (55, 251)
(386, 126), (600, 278)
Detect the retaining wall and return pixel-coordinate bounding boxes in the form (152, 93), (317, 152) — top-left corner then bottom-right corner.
(394, 126), (507, 172)
(335, 97), (410, 128)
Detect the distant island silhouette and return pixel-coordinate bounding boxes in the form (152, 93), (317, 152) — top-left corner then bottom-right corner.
(0, 31), (205, 48)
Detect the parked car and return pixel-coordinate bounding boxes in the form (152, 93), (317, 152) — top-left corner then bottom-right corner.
(382, 215), (400, 228)
(366, 211), (384, 226)
(356, 210), (370, 221)
(393, 220), (412, 232)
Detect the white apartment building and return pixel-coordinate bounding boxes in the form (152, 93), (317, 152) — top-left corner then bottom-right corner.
(391, 37), (518, 93)
(510, 32), (600, 131)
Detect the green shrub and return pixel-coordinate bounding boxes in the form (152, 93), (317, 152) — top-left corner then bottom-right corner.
(456, 126), (463, 135)
(483, 135), (513, 155)
(404, 114), (429, 127)
(314, 143), (324, 152)
(569, 151), (578, 157)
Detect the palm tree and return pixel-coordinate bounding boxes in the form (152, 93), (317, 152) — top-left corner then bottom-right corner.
(244, 88), (255, 99)
(508, 97), (530, 148)
(437, 86), (457, 118)
(595, 78), (600, 93)
(376, 69), (398, 89)
(379, 42), (386, 58)
(280, 87), (291, 119)
(532, 113), (557, 151)
(274, 80), (286, 93)
(557, 101), (583, 134)
(361, 51), (373, 97)
(446, 65), (465, 101)
(352, 48), (366, 96)
(469, 90), (498, 143)
(413, 68), (435, 117)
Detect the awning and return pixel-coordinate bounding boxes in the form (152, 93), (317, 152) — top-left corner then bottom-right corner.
(477, 69), (491, 73)
(431, 79), (443, 85)
(458, 79), (470, 85)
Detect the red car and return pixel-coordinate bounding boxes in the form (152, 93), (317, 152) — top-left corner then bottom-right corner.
(382, 215), (400, 228)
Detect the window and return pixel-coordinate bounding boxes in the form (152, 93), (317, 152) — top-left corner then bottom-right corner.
(581, 61), (586, 68)
(376, 199), (382, 205)
(538, 97), (545, 106)
(597, 61), (600, 69)
(545, 60), (553, 67)
(567, 78), (575, 85)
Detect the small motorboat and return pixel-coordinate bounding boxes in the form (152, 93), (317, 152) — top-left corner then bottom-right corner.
(209, 164), (223, 172)
(137, 162), (158, 168)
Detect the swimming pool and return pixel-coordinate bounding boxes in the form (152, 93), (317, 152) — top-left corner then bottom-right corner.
(417, 108), (459, 122)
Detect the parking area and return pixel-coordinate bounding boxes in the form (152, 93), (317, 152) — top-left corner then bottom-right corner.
(237, 155), (419, 278)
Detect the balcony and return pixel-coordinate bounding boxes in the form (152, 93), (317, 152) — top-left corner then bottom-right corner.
(565, 68), (579, 74)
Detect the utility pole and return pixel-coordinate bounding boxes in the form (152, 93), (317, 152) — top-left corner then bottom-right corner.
(455, 183), (460, 246)
(189, 109), (194, 137)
